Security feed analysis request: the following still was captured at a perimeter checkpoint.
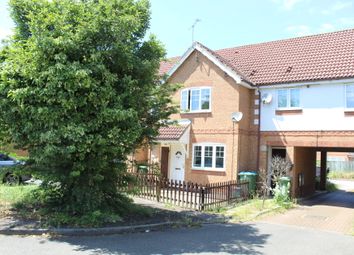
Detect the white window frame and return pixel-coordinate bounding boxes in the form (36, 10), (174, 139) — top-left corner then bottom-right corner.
(180, 87), (212, 113)
(192, 143), (225, 171)
(345, 84), (354, 109)
(277, 88), (301, 109)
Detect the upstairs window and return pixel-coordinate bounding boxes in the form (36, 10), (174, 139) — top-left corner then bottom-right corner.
(180, 87), (211, 112)
(346, 85), (354, 108)
(277, 88), (300, 108)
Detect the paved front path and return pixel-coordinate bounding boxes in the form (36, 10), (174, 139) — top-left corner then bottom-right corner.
(1, 222), (353, 255)
(261, 180), (354, 234)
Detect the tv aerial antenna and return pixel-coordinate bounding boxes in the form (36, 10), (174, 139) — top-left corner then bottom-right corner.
(190, 19), (201, 42)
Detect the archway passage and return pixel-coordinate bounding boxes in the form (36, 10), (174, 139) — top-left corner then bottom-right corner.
(288, 147), (354, 198)
(260, 131), (354, 198)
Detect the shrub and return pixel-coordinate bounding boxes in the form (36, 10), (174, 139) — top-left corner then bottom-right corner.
(0, 0), (177, 219)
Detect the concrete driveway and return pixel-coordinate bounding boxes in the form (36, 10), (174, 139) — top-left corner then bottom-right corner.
(261, 180), (354, 234)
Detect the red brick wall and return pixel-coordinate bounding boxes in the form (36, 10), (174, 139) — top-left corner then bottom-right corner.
(166, 51), (257, 183)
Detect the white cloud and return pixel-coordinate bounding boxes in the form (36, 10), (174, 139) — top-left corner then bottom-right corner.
(286, 25), (311, 36)
(286, 23), (339, 37)
(271, 0), (304, 10)
(338, 17), (354, 26)
(332, 1), (352, 11)
(321, 1), (352, 15)
(319, 23), (336, 33)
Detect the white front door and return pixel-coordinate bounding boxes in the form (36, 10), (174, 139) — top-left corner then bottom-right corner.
(169, 144), (185, 182)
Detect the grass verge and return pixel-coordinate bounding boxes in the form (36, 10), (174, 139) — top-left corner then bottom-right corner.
(0, 184), (37, 217)
(0, 184), (37, 204)
(216, 198), (294, 223)
(326, 181), (339, 192)
(328, 171), (354, 180)
(0, 184), (158, 228)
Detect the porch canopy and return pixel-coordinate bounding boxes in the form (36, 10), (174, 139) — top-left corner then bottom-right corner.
(155, 120), (191, 156)
(156, 122), (190, 144)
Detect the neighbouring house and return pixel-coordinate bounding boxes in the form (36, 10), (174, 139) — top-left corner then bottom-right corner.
(317, 152), (354, 162)
(134, 28), (354, 198)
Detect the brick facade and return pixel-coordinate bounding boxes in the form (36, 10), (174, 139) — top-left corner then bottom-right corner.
(145, 50), (258, 184)
(153, 31), (354, 196)
(169, 51), (258, 183)
(137, 42), (354, 196)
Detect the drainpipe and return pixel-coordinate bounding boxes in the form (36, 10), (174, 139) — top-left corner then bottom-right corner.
(256, 86), (261, 172)
(231, 121), (235, 181)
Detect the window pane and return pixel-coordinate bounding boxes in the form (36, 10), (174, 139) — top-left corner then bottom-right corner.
(201, 89), (210, 110)
(180, 90), (189, 111)
(346, 85), (354, 108)
(204, 146), (213, 167)
(216, 146), (224, 168)
(193, 146), (202, 167)
(290, 89), (300, 107)
(191, 89), (200, 111)
(277, 90), (288, 108)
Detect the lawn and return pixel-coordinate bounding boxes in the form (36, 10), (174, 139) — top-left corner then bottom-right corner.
(0, 184), (197, 228)
(0, 184), (154, 227)
(219, 198), (294, 223)
(0, 184), (37, 205)
(0, 184), (37, 217)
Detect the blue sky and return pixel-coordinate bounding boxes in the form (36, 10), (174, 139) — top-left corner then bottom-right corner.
(1, 0), (354, 57)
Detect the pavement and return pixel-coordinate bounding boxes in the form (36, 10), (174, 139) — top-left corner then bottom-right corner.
(260, 179), (354, 234)
(330, 179), (354, 191)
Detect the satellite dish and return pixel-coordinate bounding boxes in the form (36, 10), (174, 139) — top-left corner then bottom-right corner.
(231, 112), (243, 122)
(261, 93), (273, 104)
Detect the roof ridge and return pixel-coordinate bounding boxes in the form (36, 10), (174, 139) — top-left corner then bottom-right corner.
(194, 42), (252, 84)
(166, 28), (354, 59)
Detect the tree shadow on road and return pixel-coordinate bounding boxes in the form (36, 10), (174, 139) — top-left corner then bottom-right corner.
(49, 223), (270, 255)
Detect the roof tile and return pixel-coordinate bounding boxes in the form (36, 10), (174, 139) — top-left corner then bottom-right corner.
(156, 124), (189, 141)
(160, 29), (354, 86)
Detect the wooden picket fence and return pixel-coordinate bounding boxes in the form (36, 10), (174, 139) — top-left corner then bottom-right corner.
(123, 174), (249, 211)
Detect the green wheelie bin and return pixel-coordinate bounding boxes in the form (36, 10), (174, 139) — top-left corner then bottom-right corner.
(238, 171), (258, 195)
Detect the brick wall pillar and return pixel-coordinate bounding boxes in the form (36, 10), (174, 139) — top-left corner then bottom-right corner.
(320, 151), (327, 190)
(285, 147), (296, 196)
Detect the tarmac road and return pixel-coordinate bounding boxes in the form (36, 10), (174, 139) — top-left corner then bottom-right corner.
(1, 222), (353, 255)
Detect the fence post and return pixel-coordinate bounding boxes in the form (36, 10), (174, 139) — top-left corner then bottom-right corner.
(156, 177), (161, 202)
(200, 187), (205, 211)
(227, 184), (231, 204)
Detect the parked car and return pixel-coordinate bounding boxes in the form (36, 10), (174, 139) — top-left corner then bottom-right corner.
(0, 153), (30, 184)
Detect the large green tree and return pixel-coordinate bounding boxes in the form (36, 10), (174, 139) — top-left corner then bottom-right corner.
(0, 0), (176, 215)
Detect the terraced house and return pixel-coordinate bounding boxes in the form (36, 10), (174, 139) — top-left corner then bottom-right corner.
(135, 28), (354, 198)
